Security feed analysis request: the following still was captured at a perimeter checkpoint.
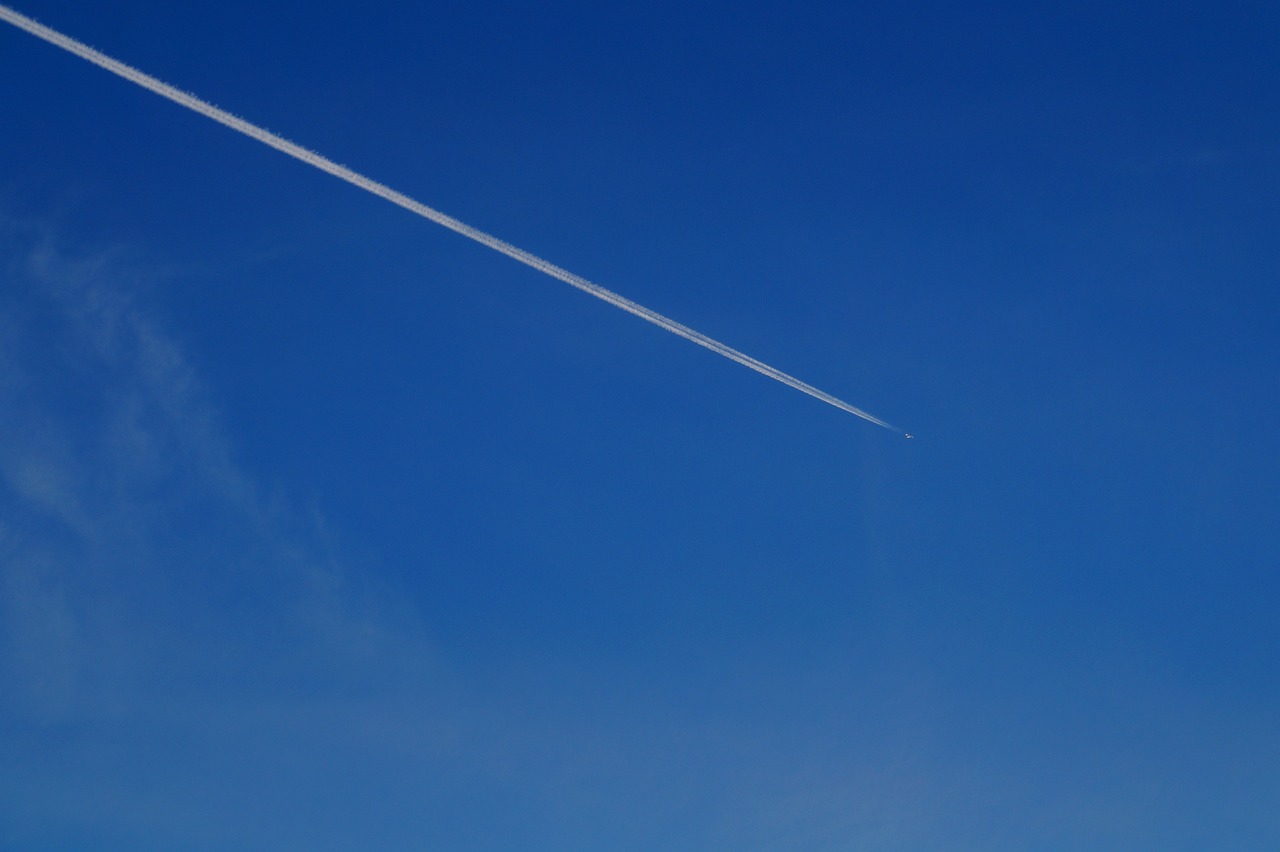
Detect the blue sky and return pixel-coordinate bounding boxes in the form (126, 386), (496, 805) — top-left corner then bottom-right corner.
(2, 1), (1278, 849)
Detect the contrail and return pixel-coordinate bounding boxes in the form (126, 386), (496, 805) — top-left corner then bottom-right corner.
(0, 4), (906, 434)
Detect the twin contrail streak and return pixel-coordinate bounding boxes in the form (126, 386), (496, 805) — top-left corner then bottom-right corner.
(1, 4), (906, 434)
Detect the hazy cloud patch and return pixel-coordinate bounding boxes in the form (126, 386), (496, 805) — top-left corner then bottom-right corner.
(0, 222), (437, 727)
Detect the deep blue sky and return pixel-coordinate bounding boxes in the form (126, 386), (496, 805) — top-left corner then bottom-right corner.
(2, 1), (1278, 849)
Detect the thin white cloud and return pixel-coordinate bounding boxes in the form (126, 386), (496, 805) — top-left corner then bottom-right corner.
(0, 224), (436, 726)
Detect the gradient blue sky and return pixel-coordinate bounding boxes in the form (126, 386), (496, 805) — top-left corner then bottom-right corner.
(2, 1), (1278, 849)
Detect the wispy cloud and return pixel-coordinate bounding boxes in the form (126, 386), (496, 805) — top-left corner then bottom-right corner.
(0, 222), (435, 722)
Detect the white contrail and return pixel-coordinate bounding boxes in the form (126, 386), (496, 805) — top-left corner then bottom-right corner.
(0, 4), (906, 434)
